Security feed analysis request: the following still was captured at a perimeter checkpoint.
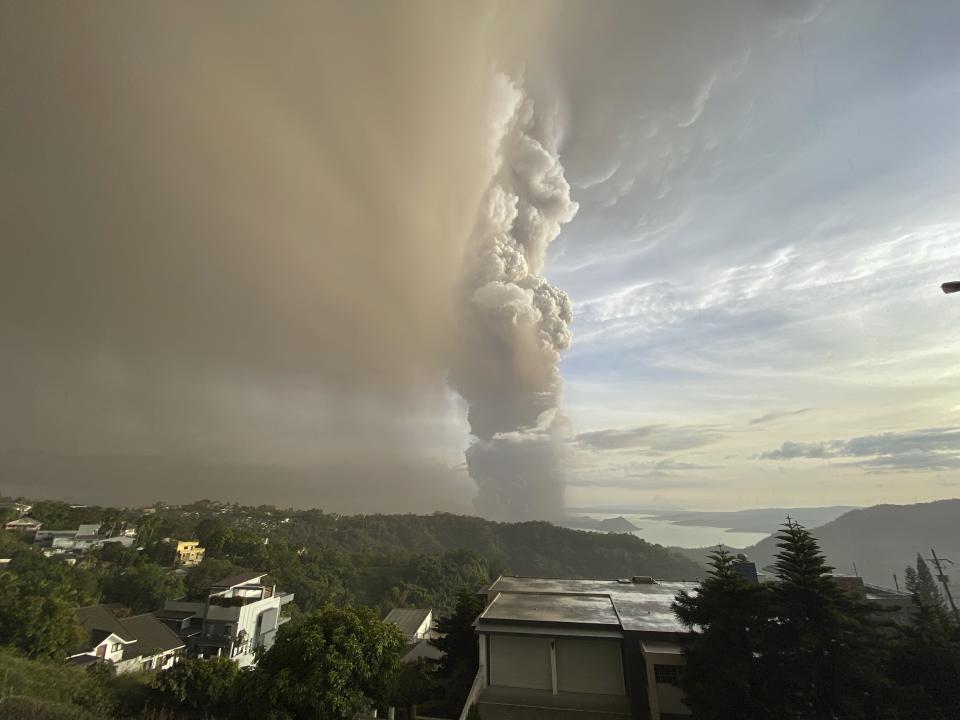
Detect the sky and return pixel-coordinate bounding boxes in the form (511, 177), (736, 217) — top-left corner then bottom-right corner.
(2, 1), (960, 515)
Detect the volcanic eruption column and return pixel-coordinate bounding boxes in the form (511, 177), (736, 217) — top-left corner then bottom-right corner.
(449, 76), (579, 521)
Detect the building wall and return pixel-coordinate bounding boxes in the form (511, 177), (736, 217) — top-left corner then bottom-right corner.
(488, 635), (553, 690)
(555, 638), (624, 695)
(642, 650), (690, 718)
(117, 650), (179, 675)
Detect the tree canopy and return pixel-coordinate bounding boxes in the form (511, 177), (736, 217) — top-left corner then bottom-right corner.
(237, 606), (405, 720)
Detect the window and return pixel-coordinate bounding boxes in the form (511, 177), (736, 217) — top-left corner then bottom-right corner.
(654, 664), (682, 686)
(111, 643), (121, 652)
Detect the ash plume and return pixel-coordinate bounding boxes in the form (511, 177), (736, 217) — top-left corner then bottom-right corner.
(449, 76), (579, 521)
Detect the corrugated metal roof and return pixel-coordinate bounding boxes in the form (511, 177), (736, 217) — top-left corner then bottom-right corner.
(384, 607), (431, 638)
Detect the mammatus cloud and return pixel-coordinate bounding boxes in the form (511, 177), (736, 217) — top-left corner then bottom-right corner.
(760, 428), (960, 472)
(448, 76), (579, 521)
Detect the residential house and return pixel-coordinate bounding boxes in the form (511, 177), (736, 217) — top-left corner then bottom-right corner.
(34, 524), (134, 556)
(385, 607), (443, 665)
(174, 540), (205, 566)
(385, 607), (433, 643)
(68, 605), (184, 673)
(4, 516), (41, 534)
(830, 574), (915, 624)
(157, 571), (293, 668)
(471, 575), (698, 720)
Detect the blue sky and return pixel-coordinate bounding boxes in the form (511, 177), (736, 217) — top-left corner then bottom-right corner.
(541, 0), (960, 509)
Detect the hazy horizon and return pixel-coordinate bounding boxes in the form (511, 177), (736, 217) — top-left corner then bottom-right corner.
(3, 1), (960, 516)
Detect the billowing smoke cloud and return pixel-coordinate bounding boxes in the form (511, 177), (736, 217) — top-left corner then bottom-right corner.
(449, 76), (579, 520)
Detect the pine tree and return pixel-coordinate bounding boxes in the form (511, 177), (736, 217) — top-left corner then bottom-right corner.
(889, 556), (960, 718)
(673, 547), (767, 719)
(755, 519), (894, 720)
(903, 554), (952, 639)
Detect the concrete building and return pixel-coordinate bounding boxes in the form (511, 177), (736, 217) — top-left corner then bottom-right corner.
(174, 540), (205, 566)
(157, 571), (293, 668)
(472, 575), (697, 720)
(69, 605), (184, 673)
(34, 524), (134, 556)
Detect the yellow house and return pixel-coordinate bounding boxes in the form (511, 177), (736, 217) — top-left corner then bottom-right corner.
(175, 540), (205, 566)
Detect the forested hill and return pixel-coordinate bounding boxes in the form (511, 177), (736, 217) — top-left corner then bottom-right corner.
(739, 499), (960, 587)
(11, 499), (702, 616)
(265, 510), (702, 580)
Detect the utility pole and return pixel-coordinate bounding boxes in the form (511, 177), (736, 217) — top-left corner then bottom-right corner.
(926, 548), (960, 625)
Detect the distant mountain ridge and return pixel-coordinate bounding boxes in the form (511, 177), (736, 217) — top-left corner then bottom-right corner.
(557, 516), (640, 533)
(655, 506), (858, 534)
(676, 499), (960, 588)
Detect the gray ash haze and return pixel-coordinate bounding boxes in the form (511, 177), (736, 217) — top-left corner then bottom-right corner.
(3, 1), (960, 515)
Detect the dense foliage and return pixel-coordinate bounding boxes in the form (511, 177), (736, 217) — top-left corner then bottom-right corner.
(236, 607), (405, 720)
(149, 657), (240, 719)
(675, 521), (960, 720)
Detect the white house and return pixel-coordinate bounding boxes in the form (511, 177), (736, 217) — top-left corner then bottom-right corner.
(157, 571), (293, 668)
(69, 605), (184, 673)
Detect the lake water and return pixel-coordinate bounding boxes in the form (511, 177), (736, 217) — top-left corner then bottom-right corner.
(585, 513), (771, 549)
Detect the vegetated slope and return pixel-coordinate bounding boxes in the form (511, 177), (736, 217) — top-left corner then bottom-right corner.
(273, 511), (703, 580)
(739, 499), (960, 588)
(0, 648), (103, 720)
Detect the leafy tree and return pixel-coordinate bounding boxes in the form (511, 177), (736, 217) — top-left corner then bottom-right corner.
(150, 656), (240, 719)
(0, 581), (86, 659)
(673, 547), (766, 719)
(29, 500), (103, 530)
(101, 563), (185, 613)
(388, 660), (439, 720)
(98, 507), (126, 538)
(195, 517), (236, 556)
(184, 558), (245, 600)
(4, 548), (99, 606)
(238, 606), (404, 720)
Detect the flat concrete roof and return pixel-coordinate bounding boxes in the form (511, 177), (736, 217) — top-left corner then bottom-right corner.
(482, 592), (619, 627)
(485, 576), (699, 634)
